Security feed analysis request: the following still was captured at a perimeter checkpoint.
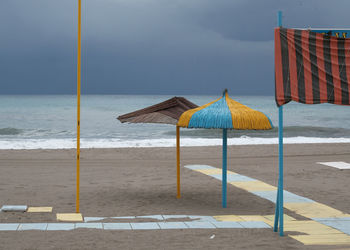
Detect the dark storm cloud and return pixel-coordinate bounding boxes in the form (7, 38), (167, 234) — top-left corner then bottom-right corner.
(1, 0), (350, 94)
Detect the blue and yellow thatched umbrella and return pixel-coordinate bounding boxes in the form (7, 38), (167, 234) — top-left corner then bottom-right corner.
(176, 90), (273, 207)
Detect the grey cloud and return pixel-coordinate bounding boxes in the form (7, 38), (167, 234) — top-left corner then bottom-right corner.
(1, 0), (350, 94)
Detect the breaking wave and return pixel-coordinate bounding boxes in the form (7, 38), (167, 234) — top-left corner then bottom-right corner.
(1, 136), (350, 149)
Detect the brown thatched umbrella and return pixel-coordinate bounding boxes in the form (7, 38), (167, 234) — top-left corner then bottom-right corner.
(117, 97), (198, 125)
(117, 96), (198, 198)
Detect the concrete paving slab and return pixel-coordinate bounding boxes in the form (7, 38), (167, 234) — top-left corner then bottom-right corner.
(318, 161), (350, 170)
(0, 223), (19, 231)
(290, 234), (350, 245)
(189, 215), (217, 222)
(18, 223), (48, 231)
(211, 221), (243, 228)
(184, 165), (215, 170)
(284, 202), (346, 218)
(103, 223), (132, 230)
(252, 190), (314, 203)
(196, 169), (223, 175)
(264, 214), (296, 221)
(27, 207), (52, 213)
(1, 205), (27, 212)
(230, 181), (277, 191)
(158, 222), (188, 229)
(313, 217), (350, 222)
(162, 215), (190, 220)
(46, 223), (75, 231)
(111, 216), (135, 219)
(75, 223), (103, 229)
(136, 215), (163, 220)
(214, 215), (244, 222)
(130, 222), (160, 230)
(56, 213), (83, 222)
(210, 174), (254, 182)
(184, 221), (216, 229)
(239, 221), (270, 228)
(315, 220), (350, 235)
(84, 217), (105, 222)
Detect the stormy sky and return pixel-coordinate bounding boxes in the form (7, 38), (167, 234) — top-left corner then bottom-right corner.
(1, 0), (350, 95)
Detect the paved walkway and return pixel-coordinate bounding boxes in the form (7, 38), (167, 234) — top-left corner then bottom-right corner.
(185, 164), (350, 246)
(1, 163), (350, 246)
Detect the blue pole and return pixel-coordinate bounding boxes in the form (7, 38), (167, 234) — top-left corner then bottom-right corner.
(278, 106), (284, 236)
(274, 10), (284, 236)
(273, 185), (280, 232)
(222, 128), (227, 208)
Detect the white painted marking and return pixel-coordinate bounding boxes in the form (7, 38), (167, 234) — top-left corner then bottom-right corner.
(1, 205), (27, 212)
(318, 162), (350, 169)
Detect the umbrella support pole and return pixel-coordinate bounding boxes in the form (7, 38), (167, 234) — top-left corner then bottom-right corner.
(274, 105), (284, 236)
(176, 126), (180, 198)
(76, 0), (81, 214)
(222, 128), (227, 208)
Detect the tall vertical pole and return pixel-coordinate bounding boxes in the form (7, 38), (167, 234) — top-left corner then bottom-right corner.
(176, 126), (181, 198)
(277, 10), (284, 236)
(222, 128), (227, 208)
(278, 105), (284, 236)
(76, 0), (81, 213)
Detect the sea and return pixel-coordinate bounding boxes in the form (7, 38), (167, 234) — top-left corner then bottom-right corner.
(1, 95), (350, 149)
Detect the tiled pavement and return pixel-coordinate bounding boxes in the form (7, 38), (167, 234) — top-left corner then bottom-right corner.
(1, 164), (350, 246)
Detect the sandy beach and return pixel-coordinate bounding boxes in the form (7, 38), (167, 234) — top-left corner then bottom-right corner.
(0, 143), (350, 249)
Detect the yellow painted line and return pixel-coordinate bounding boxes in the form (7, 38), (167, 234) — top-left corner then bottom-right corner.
(290, 228), (344, 235)
(290, 235), (350, 245)
(195, 169), (237, 175)
(283, 220), (321, 226)
(27, 207), (53, 213)
(214, 214), (295, 225)
(56, 213), (83, 222)
(213, 215), (244, 222)
(229, 180), (277, 191)
(284, 202), (347, 218)
(281, 220), (345, 236)
(195, 169), (222, 175)
(263, 214), (296, 222)
(239, 215), (271, 224)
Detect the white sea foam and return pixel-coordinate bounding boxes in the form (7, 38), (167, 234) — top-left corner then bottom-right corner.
(1, 137), (350, 149)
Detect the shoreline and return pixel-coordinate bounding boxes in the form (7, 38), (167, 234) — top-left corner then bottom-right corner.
(2, 138), (350, 150)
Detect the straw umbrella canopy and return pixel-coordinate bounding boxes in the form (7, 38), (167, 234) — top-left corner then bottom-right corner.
(177, 89), (273, 207)
(117, 97), (198, 125)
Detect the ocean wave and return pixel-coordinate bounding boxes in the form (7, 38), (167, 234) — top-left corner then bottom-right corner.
(0, 127), (22, 135)
(1, 137), (350, 149)
(0, 127), (73, 138)
(163, 126), (350, 138)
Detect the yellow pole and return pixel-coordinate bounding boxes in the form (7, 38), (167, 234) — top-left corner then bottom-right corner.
(176, 126), (180, 198)
(76, 0), (81, 213)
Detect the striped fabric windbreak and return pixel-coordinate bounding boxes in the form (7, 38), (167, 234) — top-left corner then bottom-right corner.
(275, 27), (350, 106)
